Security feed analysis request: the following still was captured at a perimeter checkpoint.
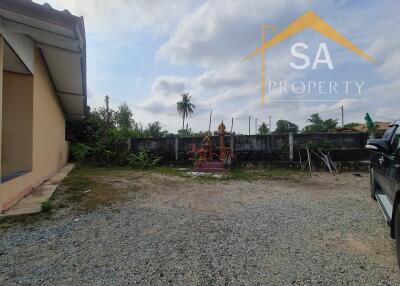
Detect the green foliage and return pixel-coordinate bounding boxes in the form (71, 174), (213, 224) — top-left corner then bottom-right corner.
(67, 96), (170, 166)
(343, 122), (359, 129)
(41, 201), (53, 213)
(177, 93), (196, 130)
(128, 150), (162, 169)
(178, 129), (213, 137)
(177, 128), (193, 137)
(258, 122), (270, 135)
(115, 103), (134, 130)
(192, 130), (212, 137)
(303, 113), (338, 133)
(70, 143), (91, 162)
(274, 120), (298, 134)
(144, 122), (169, 138)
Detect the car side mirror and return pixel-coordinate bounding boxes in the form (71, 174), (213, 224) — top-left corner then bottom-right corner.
(365, 139), (391, 153)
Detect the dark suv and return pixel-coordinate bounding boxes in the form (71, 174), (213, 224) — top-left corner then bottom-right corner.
(366, 123), (400, 267)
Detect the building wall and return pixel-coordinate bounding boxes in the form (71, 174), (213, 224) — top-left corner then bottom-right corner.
(0, 48), (68, 212)
(1, 71), (33, 177)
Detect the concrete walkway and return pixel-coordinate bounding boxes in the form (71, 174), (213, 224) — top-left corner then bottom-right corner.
(0, 163), (75, 217)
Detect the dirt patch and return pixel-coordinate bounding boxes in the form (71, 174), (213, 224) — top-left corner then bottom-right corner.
(322, 231), (397, 267)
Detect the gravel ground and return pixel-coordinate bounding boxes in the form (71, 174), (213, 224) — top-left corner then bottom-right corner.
(1, 171), (399, 285)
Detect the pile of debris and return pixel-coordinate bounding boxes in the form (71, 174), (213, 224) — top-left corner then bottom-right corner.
(298, 142), (337, 173)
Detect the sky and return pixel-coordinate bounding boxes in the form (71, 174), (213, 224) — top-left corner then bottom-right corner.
(34, 0), (400, 134)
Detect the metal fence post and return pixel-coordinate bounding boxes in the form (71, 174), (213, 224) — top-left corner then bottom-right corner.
(175, 136), (179, 161)
(127, 138), (131, 152)
(231, 134), (234, 156)
(289, 132), (294, 161)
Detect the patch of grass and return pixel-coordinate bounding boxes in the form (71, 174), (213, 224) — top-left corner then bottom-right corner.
(53, 165), (143, 213)
(247, 167), (310, 180)
(226, 168), (252, 181)
(153, 165), (309, 182)
(152, 166), (187, 178)
(41, 201), (53, 213)
(0, 211), (52, 230)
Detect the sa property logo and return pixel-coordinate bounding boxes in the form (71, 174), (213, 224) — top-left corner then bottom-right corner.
(243, 11), (377, 106)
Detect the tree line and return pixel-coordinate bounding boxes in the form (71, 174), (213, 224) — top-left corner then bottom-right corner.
(68, 93), (360, 164)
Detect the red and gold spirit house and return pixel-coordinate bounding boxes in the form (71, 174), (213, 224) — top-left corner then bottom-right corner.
(189, 121), (233, 172)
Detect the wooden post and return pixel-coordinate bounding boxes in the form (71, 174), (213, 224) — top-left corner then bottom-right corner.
(0, 37), (3, 181)
(289, 132), (293, 161)
(208, 109), (212, 135)
(127, 138), (131, 152)
(175, 136), (179, 161)
(248, 116), (251, 135)
(231, 133), (234, 156)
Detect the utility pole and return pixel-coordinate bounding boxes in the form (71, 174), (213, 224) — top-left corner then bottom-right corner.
(208, 109), (213, 135)
(255, 118), (258, 135)
(105, 95), (110, 141)
(231, 117), (234, 134)
(248, 116), (251, 135)
(105, 95), (110, 126)
(268, 115), (272, 134)
(341, 105), (344, 127)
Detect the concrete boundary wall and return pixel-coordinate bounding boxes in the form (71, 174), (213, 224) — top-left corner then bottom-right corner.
(130, 133), (369, 163)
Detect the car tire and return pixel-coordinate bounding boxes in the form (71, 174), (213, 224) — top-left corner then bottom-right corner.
(395, 204), (400, 269)
(370, 167), (378, 201)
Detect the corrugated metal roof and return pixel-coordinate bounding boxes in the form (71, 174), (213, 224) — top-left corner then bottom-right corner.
(0, 0), (87, 119)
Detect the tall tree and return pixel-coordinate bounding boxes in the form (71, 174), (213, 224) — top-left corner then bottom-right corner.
(115, 102), (134, 130)
(145, 122), (168, 138)
(303, 113), (338, 133)
(258, 122), (270, 135)
(176, 93), (195, 130)
(274, 120), (298, 134)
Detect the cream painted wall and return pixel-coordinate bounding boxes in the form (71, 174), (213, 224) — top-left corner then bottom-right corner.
(1, 71), (33, 177)
(0, 48), (68, 212)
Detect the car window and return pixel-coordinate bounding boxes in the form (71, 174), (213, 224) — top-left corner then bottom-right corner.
(383, 126), (395, 140)
(391, 126), (400, 151)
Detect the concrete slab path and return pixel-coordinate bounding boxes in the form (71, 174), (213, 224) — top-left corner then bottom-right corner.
(0, 163), (75, 217)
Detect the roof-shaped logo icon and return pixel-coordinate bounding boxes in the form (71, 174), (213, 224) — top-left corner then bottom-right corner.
(243, 11), (377, 106)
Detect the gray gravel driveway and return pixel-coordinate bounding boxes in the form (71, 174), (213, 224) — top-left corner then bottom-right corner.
(1, 170), (399, 285)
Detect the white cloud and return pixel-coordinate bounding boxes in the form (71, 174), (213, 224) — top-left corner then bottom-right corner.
(34, 0), (400, 133)
(151, 75), (188, 98)
(157, 0), (322, 67)
(33, 0), (200, 37)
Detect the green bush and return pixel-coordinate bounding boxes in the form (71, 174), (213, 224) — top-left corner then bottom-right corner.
(70, 143), (91, 162)
(128, 150), (161, 169)
(41, 201), (53, 213)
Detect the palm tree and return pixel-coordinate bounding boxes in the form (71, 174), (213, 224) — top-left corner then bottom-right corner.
(177, 93), (195, 130)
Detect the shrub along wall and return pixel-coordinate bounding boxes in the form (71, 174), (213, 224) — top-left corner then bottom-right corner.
(129, 132), (369, 163)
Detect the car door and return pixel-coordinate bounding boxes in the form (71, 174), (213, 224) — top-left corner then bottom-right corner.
(385, 126), (400, 202)
(373, 126), (395, 188)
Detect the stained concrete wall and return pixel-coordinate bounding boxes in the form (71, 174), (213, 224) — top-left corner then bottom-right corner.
(0, 48), (68, 212)
(130, 133), (369, 163)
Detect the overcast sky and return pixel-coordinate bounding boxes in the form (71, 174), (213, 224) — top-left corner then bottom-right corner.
(34, 0), (400, 134)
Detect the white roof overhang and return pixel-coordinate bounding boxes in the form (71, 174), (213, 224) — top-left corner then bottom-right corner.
(0, 5), (86, 120)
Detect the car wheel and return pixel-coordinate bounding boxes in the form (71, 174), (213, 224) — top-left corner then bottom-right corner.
(395, 204), (400, 269)
(370, 167), (378, 201)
